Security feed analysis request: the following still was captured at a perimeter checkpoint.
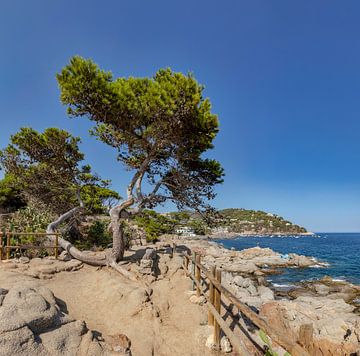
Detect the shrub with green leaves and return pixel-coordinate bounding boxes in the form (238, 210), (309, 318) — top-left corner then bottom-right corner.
(1, 200), (55, 257)
(71, 220), (112, 250)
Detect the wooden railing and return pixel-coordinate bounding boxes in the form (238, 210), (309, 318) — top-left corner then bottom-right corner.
(182, 251), (312, 356)
(0, 232), (60, 260)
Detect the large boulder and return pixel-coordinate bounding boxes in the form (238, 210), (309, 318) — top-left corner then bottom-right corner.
(260, 296), (360, 356)
(0, 285), (109, 355)
(289, 254), (314, 267)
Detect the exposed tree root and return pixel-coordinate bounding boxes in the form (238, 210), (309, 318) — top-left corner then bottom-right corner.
(46, 206), (138, 281)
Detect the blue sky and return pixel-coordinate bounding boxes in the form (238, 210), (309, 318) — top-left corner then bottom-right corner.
(1, 1), (359, 232)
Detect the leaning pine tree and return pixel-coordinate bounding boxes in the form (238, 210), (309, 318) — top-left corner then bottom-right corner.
(0, 127), (120, 265)
(56, 56), (224, 272)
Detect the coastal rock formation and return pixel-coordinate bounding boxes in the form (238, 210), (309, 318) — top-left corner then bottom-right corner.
(139, 248), (157, 275)
(0, 284), (111, 355)
(288, 276), (360, 307)
(222, 272), (274, 308)
(189, 241), (318, 276)
(0, 256), (84, 279)
(164, 236), (360, 354)
(260, 297), (360, 355)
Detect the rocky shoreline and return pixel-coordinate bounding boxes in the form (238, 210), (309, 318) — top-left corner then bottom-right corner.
(207, 231), (316, 239)
(0, 237), (359, 355)
(162, 235), (360, 355)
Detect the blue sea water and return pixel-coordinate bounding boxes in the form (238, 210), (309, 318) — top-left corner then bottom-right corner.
(215, 233), (360, 286)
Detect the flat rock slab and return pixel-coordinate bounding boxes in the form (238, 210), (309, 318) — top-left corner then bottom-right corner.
(0, 258), (83, 279)
(0, 284), (109, 356)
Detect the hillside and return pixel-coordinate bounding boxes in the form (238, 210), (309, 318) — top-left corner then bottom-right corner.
(217, 208), (308, 235)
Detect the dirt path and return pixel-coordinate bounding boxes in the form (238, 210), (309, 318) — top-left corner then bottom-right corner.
(43, 265), (212, 355)
(0, 248), (218, 355)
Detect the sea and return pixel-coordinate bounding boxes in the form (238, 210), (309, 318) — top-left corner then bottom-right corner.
(215, 233), (360, 287)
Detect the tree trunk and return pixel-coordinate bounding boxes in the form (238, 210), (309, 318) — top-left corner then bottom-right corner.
(46, 206), (106, 266)
(46, 191), (140, 280)
(110, 218), (126, 262)
(109, 198), (134, 262)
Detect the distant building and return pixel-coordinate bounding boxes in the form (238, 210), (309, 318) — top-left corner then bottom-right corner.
(174, 226), (196, 237)
(211, 226), (229, 234)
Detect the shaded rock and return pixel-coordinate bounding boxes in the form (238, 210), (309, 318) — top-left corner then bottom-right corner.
(78, 330), (106, 356)
(205, 333), (216, 350)
(221, 336), (232, 353)
(260, 296), (360, 355)
(0, 288), (8, 306)
(0, 284), (108, 356)
(143, 248), (156, 260)
(258, 286), (274, 303)
(58, 251), (72, 262)
(108, 334), (131, 355)
(189, 295), (206, 305)
(289, 254), (314, 267)
(0, 326), (45, 356)
(314, 284), (330, 295)
(0, 286), (59, 333)
(18, 257), (30, 264)
(41, 320), (87, 354)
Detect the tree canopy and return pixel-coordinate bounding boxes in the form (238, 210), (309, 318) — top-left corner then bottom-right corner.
(57, 56), (224, 214)
(0, 127), (120, 215)
(0, 173), (26, 213)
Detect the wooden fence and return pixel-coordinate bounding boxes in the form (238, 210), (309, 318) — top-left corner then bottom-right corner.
(0, 232), (60, 260)
(182, 251), (313, 356)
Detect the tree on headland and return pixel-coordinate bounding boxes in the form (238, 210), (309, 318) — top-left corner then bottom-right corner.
(0, 174), (26, 213)
(56, 56), (224, 269)
(0, 127), (120, 265)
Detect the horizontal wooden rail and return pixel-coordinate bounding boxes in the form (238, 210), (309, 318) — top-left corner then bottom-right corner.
(3, 245), (58, 249)
(0, 232), (59, 236)
(0, 232), (59, 260)
(184, 263), (251, 355)
(183, 253), (309, 356)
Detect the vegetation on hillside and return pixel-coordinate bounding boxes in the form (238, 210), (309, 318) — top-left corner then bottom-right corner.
(129, 208), (307, 241)
(218, 208), (307, 234)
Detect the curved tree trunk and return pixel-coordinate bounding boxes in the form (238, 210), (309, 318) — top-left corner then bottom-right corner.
(109, 198), (134, 262)
(110, 219), (126, 262)
(46, 206), (106, 266)
(46, 202), (138, 280)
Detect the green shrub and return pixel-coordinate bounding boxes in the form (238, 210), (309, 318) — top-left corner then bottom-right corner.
(2, 201), (55, 257)
(76, 220), (112, 250)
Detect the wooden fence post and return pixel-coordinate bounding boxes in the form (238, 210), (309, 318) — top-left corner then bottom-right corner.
(54, 234), (59, 259)
(0, 232), (2, 261)
(171, 242), (176, 258)
(6, 232), (11, 260)
(195, 254), (201, 297)
(214, 268), (222, 350)
(299, 323), (313, 352)
(191, 251), (196, 291)
(208, 265), (216, 326)
(184, 253), (189, 272)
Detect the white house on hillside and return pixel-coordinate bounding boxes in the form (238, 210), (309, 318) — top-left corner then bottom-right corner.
(174, 226), (196, 237)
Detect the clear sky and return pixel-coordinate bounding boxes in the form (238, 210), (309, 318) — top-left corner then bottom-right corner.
(1, 1), (359, 232)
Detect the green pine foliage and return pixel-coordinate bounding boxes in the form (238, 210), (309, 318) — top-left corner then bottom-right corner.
(0, 174), (26, 213)
(218, 208), (307, 234)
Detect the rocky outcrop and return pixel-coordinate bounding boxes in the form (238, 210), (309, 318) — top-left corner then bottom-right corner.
(1, 256), (83, 279)
(161, 236), (360, 355)
(139, 248), (157, 276)
(287, 276), (360, 307)
(186, 242), (319, 276)
(0, 284), (111, 355)
(222, 272), (274, 309)
(260, 296), (360, 355)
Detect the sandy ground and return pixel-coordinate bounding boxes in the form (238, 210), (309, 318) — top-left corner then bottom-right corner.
(0, 257), (214, 356)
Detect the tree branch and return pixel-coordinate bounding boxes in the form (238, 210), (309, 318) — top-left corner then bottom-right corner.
(46, 206), (106, 266)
